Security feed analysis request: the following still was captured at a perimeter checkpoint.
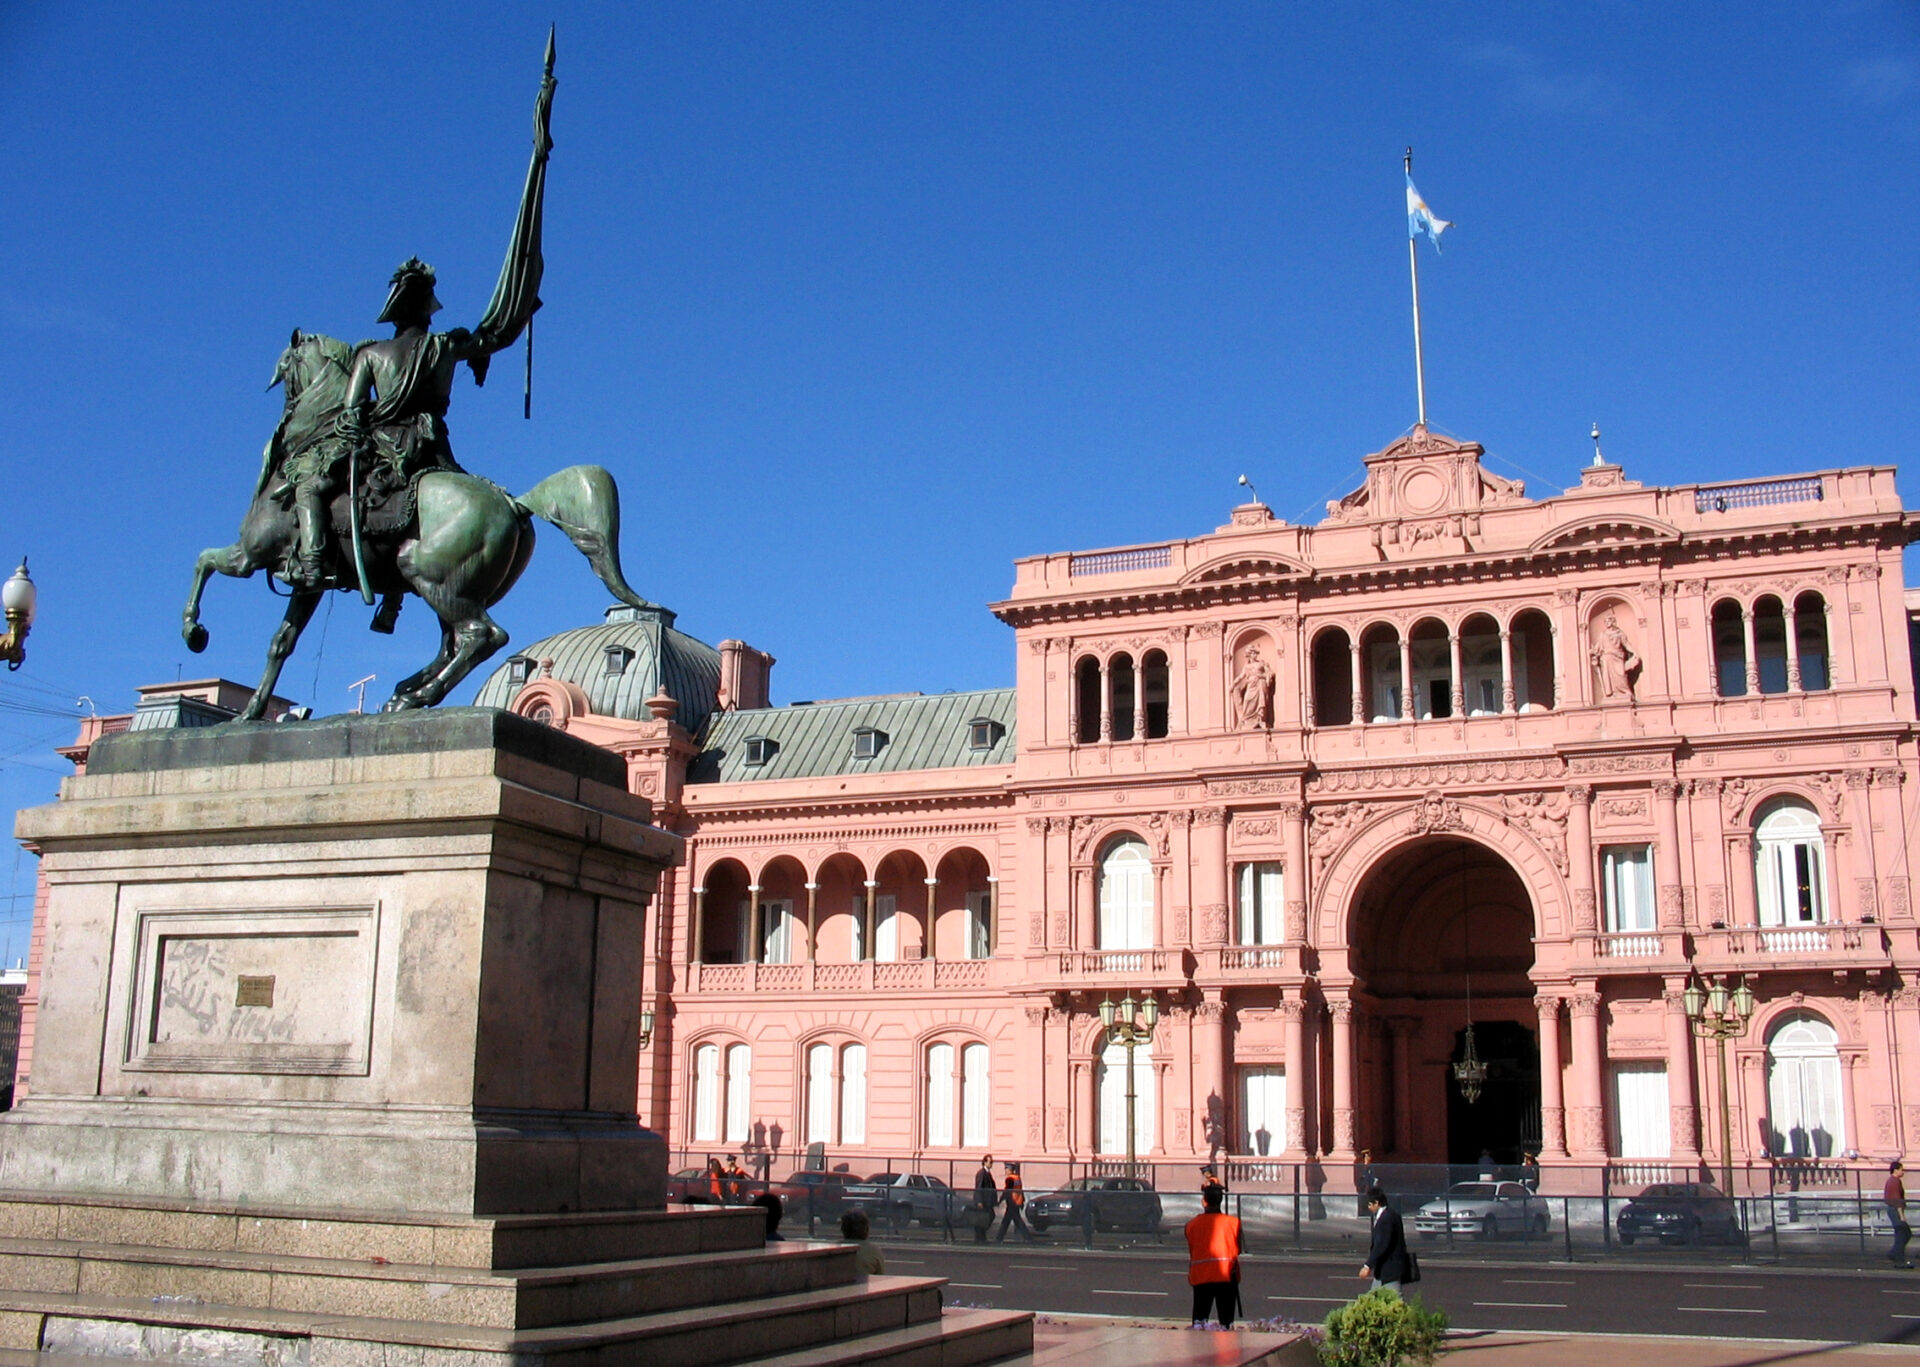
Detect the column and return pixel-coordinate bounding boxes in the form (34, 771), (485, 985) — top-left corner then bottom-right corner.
(1785, 612), (1803, 692)
(1193, 807), (1229, 946)
(1500, 628), (1517, 714)
(1329, 997), (1356, 1157)
(1099, 661), (1113, 742)
(1567, 990), (1606, 1159)
(1398, 636), (1414, 721)
(863, 880), (878, 960)
(1534, 994), (1567, 1158)
(1076, 1052), (1097, 1157)
(692, 885), (708, 964)
(1390, 1017), (1417, 1156)
(1024, 1005), (1050, 1152)
(804, 881), (819, 962)
(1349, 641), (1364, 726)
(1851, 769), (1880, 921)
(1654, 780), (1683, 932)
(1196, 997), (1231, 1160)
(1133, 662), (1146, 742)
(1448, 631), (1465, 718)
(1280, 996), (1308, 1156)
(924, 876), (939, 960)
(1566, 785), (1596, 933)
(1281, 801), (1309, 943)
(1729, 834), (1758, 927)
(985, 874), (999, 956)
(1075, 865), (1097, 951)
(1663, 982), (1701, 1159)
(1741, 606), (1760, 696)
(747, 883), (762, 964)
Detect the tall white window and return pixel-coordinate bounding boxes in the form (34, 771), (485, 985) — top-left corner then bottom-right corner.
(1755, 799), (1827, 926)
(693, 1043), (721, 1142)
(1767, 1014), (1844, 1158)
(1240, 1066), (1286, 1155)
(966, 890), (993, 959)
(875, 894), (900, 961)
(926, 1042), (956, 1146)
(1236, 863), (1285, 945)
(841, 1043), (867, 1144)
(962, 1043), (991, 1148)
(724, 1043), (751, 1144)
(806, 1042), (834, 1144)
(1098, 840), (1154, 949)
(761, 899), (794, 964)
(1600, 845), (1655, 932)
(1609, 1062), (1671, 1158)
(1096, 1037), (1156, 1155)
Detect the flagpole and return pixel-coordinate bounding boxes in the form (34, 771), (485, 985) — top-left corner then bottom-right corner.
(1405, 147), (1428, 427)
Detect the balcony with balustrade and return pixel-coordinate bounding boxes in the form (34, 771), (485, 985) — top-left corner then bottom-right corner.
(684, 956), (1000, 994)
(1690, 921), (1893, 975)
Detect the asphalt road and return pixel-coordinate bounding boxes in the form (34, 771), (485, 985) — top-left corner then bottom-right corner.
(878, 1242), (1920, 1345)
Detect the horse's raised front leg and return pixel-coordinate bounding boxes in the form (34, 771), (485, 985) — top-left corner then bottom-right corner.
(182, 542), (255, 654)
(384, 614), (508, 712)
(238, 588), (323, 722)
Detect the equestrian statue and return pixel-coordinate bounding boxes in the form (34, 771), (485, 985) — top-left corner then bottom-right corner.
(181, 32), (651, 720)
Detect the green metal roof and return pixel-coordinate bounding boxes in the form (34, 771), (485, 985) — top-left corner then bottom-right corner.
(690, 688), (1015, 784)
(472, 604), (722, 732)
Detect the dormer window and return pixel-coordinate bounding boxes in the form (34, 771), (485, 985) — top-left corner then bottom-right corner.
(507, 656), (535, 686)
(603, 644), (635, 676)
(967, 718), (1003, 751)
(852, 728), (886, 760)
(744, 736), (775, 766)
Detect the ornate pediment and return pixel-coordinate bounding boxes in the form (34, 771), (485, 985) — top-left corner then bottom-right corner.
(1530, 515), (1680, 554)
(1181, 553), (1310, 587)
(1321, 425), (1527, 526)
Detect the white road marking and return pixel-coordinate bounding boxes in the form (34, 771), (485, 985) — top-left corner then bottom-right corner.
(1091, 1289), (1169, 1297)
(1008, 1264), (1078, 1272)
(1267, 1295), (1344, 1304)
(1502, 1279), (1573, 1285)
(1472, 1301), (1565, 1309)
(1677, 1307), (1766, 1314)
(948, 1282), (1002, 1289)
(1683, 1282), (1760, 1289)
(888, 1259), (925, 1265)
(1883, 1289), (1920, 1296)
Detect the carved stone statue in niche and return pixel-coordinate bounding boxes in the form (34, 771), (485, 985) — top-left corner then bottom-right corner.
(1590, 613), (1642, 702)
(1230, 644), (1275, 730)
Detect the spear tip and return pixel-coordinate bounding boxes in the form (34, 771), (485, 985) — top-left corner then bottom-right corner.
(545, 25), (556, 76)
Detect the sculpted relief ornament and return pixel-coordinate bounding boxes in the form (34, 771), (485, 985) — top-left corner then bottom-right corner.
(1590, 613), (1642, 702)
(1501, 790), (1569, 874)
(1230, 644), (1275, 731)
(1308, 802), (1369, 879)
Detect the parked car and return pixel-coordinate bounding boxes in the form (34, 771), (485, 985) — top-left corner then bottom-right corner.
(842, 1173), (958, 1230)
(1617, 1183), (1744, 1245)
(770, 1171), (859, 1223)
(668, 1166), (719, 1204)
(1411, 1181), (1551, 1240)
(1026, 1177), (1164, 1234)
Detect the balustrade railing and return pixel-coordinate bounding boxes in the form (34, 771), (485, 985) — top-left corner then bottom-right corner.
(1055, 949), (1173, 976)
(1599, 933), (1663, 959)
(1221, 946), (1289, 970)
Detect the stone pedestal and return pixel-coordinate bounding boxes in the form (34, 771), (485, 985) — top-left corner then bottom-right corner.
(3, 708), (681, 1216)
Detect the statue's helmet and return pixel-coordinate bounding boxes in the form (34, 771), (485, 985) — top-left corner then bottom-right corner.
(377, 257), (443, 325)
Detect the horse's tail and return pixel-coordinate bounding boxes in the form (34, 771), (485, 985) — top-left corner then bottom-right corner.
(514, 465), (653, 611)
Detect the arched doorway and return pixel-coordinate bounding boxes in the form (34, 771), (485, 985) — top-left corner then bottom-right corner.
(1349, 836), (1539, 1164)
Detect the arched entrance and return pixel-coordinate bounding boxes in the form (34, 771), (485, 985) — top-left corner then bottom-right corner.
(1349, 837), (1540, 1164)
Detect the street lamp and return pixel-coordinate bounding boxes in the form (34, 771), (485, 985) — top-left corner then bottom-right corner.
(637, 1007), (656, 1049)
(1684, 973), (1756, 1194)
(1098, 992), (1159, 1174)
(1, 560), (35, 670)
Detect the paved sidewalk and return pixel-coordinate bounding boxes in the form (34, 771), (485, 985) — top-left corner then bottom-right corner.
(1439, 1329), (1920, 1363)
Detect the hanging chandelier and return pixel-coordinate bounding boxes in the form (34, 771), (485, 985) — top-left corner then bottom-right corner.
(1451, 844), (1487, 1104)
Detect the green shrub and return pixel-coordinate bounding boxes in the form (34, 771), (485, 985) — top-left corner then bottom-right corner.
(1318, 1288), (1448, 1367)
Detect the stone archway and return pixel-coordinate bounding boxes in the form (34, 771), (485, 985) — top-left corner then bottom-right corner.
(1345, 834), (1540, 1164)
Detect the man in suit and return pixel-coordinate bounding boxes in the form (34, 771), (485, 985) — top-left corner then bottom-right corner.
(1359, 1187), (1412, 1293)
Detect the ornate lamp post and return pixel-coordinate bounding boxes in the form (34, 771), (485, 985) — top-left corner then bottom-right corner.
(1099, 992), (1159, 1174)
(1, 560), (36, 670)
(637, 1007), (656, 1049)
(1684, 974), (1756, 1194)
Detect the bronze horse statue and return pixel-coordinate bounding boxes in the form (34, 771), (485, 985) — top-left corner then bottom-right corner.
(181, 330), (653, 720)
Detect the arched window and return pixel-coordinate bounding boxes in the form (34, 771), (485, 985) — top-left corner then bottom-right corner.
(693, 1040), (752, 1145)
(1766, 1014), (1844, 1158)
(1311, 628), (1354, 727)
(1141, 651), (1170, 738)
(1096, 1036), (1155, 1155)
(1459, 615), (1502, 717)
(724, 1043), (752, 1145)
(962, 1043), (991, 1149)
(1713, 600), (1747, 697)
(1098, 839), (1154, 949)
(1075, 657), (1102, 744)
(805, 1042), (834, 1145)
(1753, 597), (1789, 695)
(1755, 798), (1827, 926)
(1408, 619), (1452, 719)
(1510, 609), (1555, 711)
(841, 1043), (867, 1145)
(926, 1042), (956, 1147)
(924, 1038), (987, 1148)
(1361, 624), (1403, 722)
(693, 1043), (721, 1142)
(1109, 654), (1137, 741)
(1795, 592), (1830, 690)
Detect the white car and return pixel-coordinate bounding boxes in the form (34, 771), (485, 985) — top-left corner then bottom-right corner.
(1410, 1181), (1550, 1240)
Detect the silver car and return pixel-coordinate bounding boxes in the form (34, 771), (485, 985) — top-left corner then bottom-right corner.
(1411, 1181), (1550, 1240)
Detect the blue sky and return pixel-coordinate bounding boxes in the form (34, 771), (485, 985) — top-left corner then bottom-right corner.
(2, 3), (1917, 951)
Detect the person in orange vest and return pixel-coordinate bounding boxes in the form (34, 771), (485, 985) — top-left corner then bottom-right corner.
(725, 1155), (749, 1204)
(1185, 1184), (1243, 1328)
(704, 1157), (726, 1205)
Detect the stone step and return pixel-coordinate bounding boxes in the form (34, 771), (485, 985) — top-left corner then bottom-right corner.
(0, 1195), (768, 1271)
(0, 1232), (864, 1329)
(736, 1308), (1035, 1367)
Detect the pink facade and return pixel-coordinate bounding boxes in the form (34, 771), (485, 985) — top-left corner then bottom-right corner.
(28, 429), (1920, 1180)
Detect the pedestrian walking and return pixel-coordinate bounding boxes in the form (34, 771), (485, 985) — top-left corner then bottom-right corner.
(1359, 1187), (1413, 1294)
(725, 1154), (749, 1204)
(971, 1154), (998, 1244)
(995, 1161), (1032, 1242)
(1888, 1160), (1913, 1269)
(1354, 1149), (1374, 1217)
(1185, 1184), (1243, 1328)
(1200, 1166), (1227, 1204)
(704, 1157), (726, 1205)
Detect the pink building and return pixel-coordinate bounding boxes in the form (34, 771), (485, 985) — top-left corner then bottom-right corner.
(463, 426), (1920, 1180)
(25, 429), (1920, 1186)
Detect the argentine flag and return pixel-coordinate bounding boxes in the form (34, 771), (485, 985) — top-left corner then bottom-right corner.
(1406, 175), (1451, 251)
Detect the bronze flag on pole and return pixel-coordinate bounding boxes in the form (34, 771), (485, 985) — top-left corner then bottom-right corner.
(473, 27), (556, 417)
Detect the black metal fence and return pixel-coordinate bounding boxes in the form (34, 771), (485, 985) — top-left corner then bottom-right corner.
(666, 1148), (1905, 1266)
